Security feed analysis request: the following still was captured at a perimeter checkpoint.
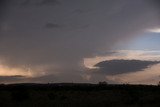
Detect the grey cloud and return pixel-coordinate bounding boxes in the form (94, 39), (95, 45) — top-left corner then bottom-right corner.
(21, 0), (31, 6)
(0, 75), (26, 83)
(21, 0), (60, 6)
(0, 75), (56, 83)
(94, 60), (160, 75)
(45, 23), (61, 29)
(0, 72), (86, 83)
(0, 0), (9, 24)
(0, 0), (160, 83)
(152, 0), (160, 9)
(73, 9), (84, 14)
(0, 0), (7, 14)
(39, 0), (60, 6)
(30, 73), (85, 83)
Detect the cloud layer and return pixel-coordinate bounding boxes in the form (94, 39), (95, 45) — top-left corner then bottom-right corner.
(21, 0), (60, 6)
(94, 60), (160, 75)
(0, 0), (160, 83)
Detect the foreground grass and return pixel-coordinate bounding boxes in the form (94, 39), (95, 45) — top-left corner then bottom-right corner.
(0, 83), (160, 107)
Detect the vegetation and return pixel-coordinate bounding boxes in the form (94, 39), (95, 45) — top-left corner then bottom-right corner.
(0, 83), (160, 107)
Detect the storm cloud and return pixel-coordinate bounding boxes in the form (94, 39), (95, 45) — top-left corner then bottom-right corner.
(0, 0), (160, 83)
(94, 60), (160, 75)
(21, 0), (60, 6)
(45, 23), (61, 29)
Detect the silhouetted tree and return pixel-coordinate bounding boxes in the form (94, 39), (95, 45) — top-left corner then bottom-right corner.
(98, 81), (108, 85)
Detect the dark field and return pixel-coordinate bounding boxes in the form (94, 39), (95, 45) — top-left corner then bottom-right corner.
(0, 83), (160, 107)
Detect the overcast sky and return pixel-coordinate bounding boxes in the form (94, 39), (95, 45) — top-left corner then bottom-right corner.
(0, 0), (160, 84)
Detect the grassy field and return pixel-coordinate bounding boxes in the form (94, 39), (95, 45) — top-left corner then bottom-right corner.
(0, 83), (160, 107)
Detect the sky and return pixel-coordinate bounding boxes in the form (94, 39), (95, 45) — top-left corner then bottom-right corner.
(0, 0), (160, 84)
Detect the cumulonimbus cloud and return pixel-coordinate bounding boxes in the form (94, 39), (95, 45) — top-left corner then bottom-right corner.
(0, 0), (160, 83)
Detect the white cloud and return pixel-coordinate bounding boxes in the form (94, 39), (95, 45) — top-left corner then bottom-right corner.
(148, 28), (160, 33)
(0, 65), (33, 77)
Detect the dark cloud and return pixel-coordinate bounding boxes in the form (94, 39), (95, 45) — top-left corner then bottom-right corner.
(94, 60), (160, 75)
(0, 75), (26, 83)
(21, 0), (60, 6)
(72, 9), (85, 14)
(0, 0), (8, 22)
(29, 73), (85, 83)
(45, 23), (61, 29)
(39, 0), (60, 6)
(0, 0), (160, 83)
(0, 0), (7, 13)
(21, 0), (30, 6)
(0, 75), (56, 83)
(151, 0), (160, 10)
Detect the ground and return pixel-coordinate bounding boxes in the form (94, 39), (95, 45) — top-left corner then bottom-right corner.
(0, 83), (159, 107)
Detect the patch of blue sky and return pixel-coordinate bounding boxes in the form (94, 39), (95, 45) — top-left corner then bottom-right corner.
(116, 32), (160, 50)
